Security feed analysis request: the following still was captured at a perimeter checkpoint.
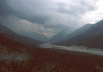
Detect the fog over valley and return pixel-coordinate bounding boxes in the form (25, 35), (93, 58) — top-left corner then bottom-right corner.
(40, 44), (103, 56)
(0, 0), (103, 72)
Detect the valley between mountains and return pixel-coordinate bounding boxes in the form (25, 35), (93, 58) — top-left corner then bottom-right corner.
(0, 20), (103, 72)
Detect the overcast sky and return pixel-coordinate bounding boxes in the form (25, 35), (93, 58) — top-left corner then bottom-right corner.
(0, 0), (103, 38)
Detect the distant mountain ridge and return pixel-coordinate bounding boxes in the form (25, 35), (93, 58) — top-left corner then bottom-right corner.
(47, 26), (75, 43)
(20, 31), (50, 42)
(56, 20), (103, 48)
(0, 24), (42, 47)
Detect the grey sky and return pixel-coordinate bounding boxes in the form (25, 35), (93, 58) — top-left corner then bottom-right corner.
(0, 0), (103, 38)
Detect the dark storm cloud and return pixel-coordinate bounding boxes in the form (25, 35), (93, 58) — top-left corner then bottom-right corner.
(0, 0), (101, 38)
(57, 0), (96, 15)
(0, 0), (12, 16)
(0, 0), (97, 26)
(0, 0), (49, 24)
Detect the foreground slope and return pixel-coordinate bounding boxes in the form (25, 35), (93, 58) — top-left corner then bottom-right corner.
(0, 24), (103, 72)
(0, 42), (103, 72)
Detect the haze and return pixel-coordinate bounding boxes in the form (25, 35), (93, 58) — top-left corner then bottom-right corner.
(0, 0), (103, 40)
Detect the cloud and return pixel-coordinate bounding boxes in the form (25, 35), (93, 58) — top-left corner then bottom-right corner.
(0, 15), (62, 38)
(57, 0), (96, 15)
(82, 0), (103, 24)
(0, 0), (103, 39)
(0, 0), (98, 26)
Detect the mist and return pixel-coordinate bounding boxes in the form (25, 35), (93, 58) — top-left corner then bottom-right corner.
(1, 0), (103, 41)
(40, 44), (103, 56)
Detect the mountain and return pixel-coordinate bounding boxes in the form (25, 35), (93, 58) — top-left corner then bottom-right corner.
(56, 20), (103, 48)
(47, 26), (75, 43)
(64, 24), (93, 39)
(21, 31), (50, 42)
(0, 24), (42, 47)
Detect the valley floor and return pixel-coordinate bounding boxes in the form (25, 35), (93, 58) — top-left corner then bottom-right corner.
(0, 44), (103, 72)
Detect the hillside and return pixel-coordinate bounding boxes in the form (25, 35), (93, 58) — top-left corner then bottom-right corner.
(0, 24), (42, 47)
(56, 20), (103, 48)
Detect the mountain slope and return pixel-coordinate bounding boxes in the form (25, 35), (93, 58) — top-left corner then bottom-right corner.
(56, 20), (103, 48)
(48, 26), (75, 43)
(21, 31), (49, 42)
(0, 24), (42, 47)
